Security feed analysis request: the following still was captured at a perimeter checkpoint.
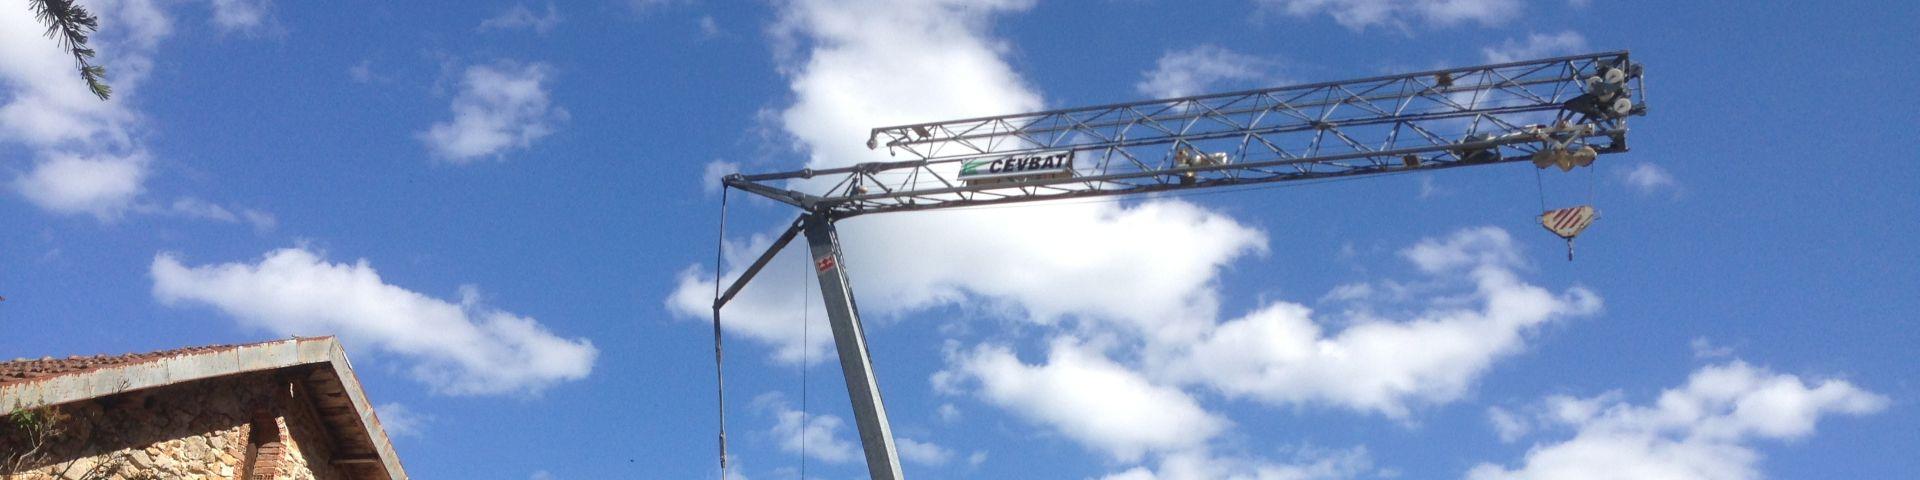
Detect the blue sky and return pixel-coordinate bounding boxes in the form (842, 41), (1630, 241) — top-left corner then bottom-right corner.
(2, 0), (1916, 479)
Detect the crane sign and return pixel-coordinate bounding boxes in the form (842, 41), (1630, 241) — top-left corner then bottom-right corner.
(711, 51), (1648, 480)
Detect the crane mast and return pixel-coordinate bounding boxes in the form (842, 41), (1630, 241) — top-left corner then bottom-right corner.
(713, 51), (1647, 480)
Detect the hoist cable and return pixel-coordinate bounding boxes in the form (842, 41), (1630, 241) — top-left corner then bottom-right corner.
(1586, 160), (1600, 205)
(711, 185), (732, 478)
(799, 248), (812, 478)
(1533, 167), (1549, 213)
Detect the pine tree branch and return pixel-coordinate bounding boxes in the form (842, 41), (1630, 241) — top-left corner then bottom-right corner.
(26, 0), (112, 100)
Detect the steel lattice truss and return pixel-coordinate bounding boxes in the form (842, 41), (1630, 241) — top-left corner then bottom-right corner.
(727, 51), (1645, 218)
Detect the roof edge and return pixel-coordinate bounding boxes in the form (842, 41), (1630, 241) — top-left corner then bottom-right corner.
(317, 339), (409, 479)
(2, 337), (331, 413)
(0, 337), (407, 479)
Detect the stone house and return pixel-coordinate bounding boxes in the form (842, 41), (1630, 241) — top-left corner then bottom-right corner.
(0, 337), (407, 479)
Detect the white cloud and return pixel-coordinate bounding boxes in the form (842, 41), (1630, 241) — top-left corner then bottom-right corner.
(1135, 45), (1283, 98)
(1621, 162), (1678, 195)
(419, 61), (567, 163)
(1690, 337), (1734, 359)
(1260, 0), (1523, 30)
(671, 0), (1268, 364)
(1488, 406), (1530, 443)
(0, 0), (164, 148)
(755, 392), (859, 464)
(1468, 361), (1887, 480)
(208, 0), (271, 33)
(1418, 175), (1448, 199)
(674, 199), (1266, 364)
(1401, 226), (1524, 272)
(698, 15), (722, 37)
(936, 403), (961, 423)
(348, 60), (379, 84)
(240, 208), (278, 233)
(939, 338), (1227, 462)
(141, 197), (276, 232)
(667, 235), (834, 365)
(1482, 31), (1588, 63)
(160, 197), (238, 222)
(1100, 446), (1376, 480)
(480, 3), (562, 34)
(12, 152), (148, 219)
(150, 248), (599, 395)
(2, 0), (171, 218)
(1158, 227), (1602, 417)
(675, 1), (1605, 467)
(374, 402), (428, 437)
(1321, 282), (1375, 303)
(896, 437), (954, 466)
(702, 160), (738, 193)
(627, 0), (683, 13)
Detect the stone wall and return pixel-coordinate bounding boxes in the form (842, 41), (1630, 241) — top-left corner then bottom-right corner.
(1, 370), (347, 480)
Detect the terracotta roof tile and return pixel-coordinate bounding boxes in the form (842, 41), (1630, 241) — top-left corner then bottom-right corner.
(0, 337), (328, 388)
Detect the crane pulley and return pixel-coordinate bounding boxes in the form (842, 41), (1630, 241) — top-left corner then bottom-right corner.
(712, 51), (1649, 480)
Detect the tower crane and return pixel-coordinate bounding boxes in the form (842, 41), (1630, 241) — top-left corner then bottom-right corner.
(711, 51), (1647, 480)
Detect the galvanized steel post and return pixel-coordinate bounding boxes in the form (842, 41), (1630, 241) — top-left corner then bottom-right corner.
(801, 213), (904, 480)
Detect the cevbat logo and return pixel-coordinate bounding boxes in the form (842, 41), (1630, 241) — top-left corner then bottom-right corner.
(957, 151), (1075, 182)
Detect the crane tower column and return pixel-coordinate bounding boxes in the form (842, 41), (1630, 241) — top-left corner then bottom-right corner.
(802, 213), (905, 480)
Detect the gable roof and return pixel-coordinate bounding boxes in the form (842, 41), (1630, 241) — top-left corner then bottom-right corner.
(1, 337), (408, 480)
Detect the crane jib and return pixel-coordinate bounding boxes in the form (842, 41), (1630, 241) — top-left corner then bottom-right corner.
(715, 50), (1647, 480)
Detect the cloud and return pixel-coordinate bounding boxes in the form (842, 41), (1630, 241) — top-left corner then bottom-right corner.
(1157, 227), (1602, 417)
(1621, 162), (1678, 195)
(755, 392), (858, 464)
(627, 0), (684, 13)
(1135, 45), (1283, 98)
(1691, 337), (1734, 359)
(0, 0), (164, 147)
(938, 338), (1227, 462)
(1468, 361), (1887, 480)
(1100, 446), (1376, 480)
(419, 61), (568, 163)
(348, 60), (379, 84)
(208, 0), (271, 33)
(159, 197), (238, 222)
(671, 0), (1268, 365)
(150, 248), (599, 395)
(1488, 406), (1530, 443)
(674, 199), (1266, 364)
(896, 437), (954, 466)
(702, 160), (738, 193)
(1482, 31), (1588, 63)
(140, 197), (277, 232)
(1418, 175), (1448, 199)
(1259, 0), (1523, 30)
(2, 0), (170, 218)
(480, 3), (562, 34)
(667, 236), (834, 365)
(374, 402), (428, 437)
(676, 1), (1604, 468)
(240, 208), (278, 233)
(1400, 225), (1526, 272)
(11, 152), (149, 219)
(698, 16), (722, 37)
